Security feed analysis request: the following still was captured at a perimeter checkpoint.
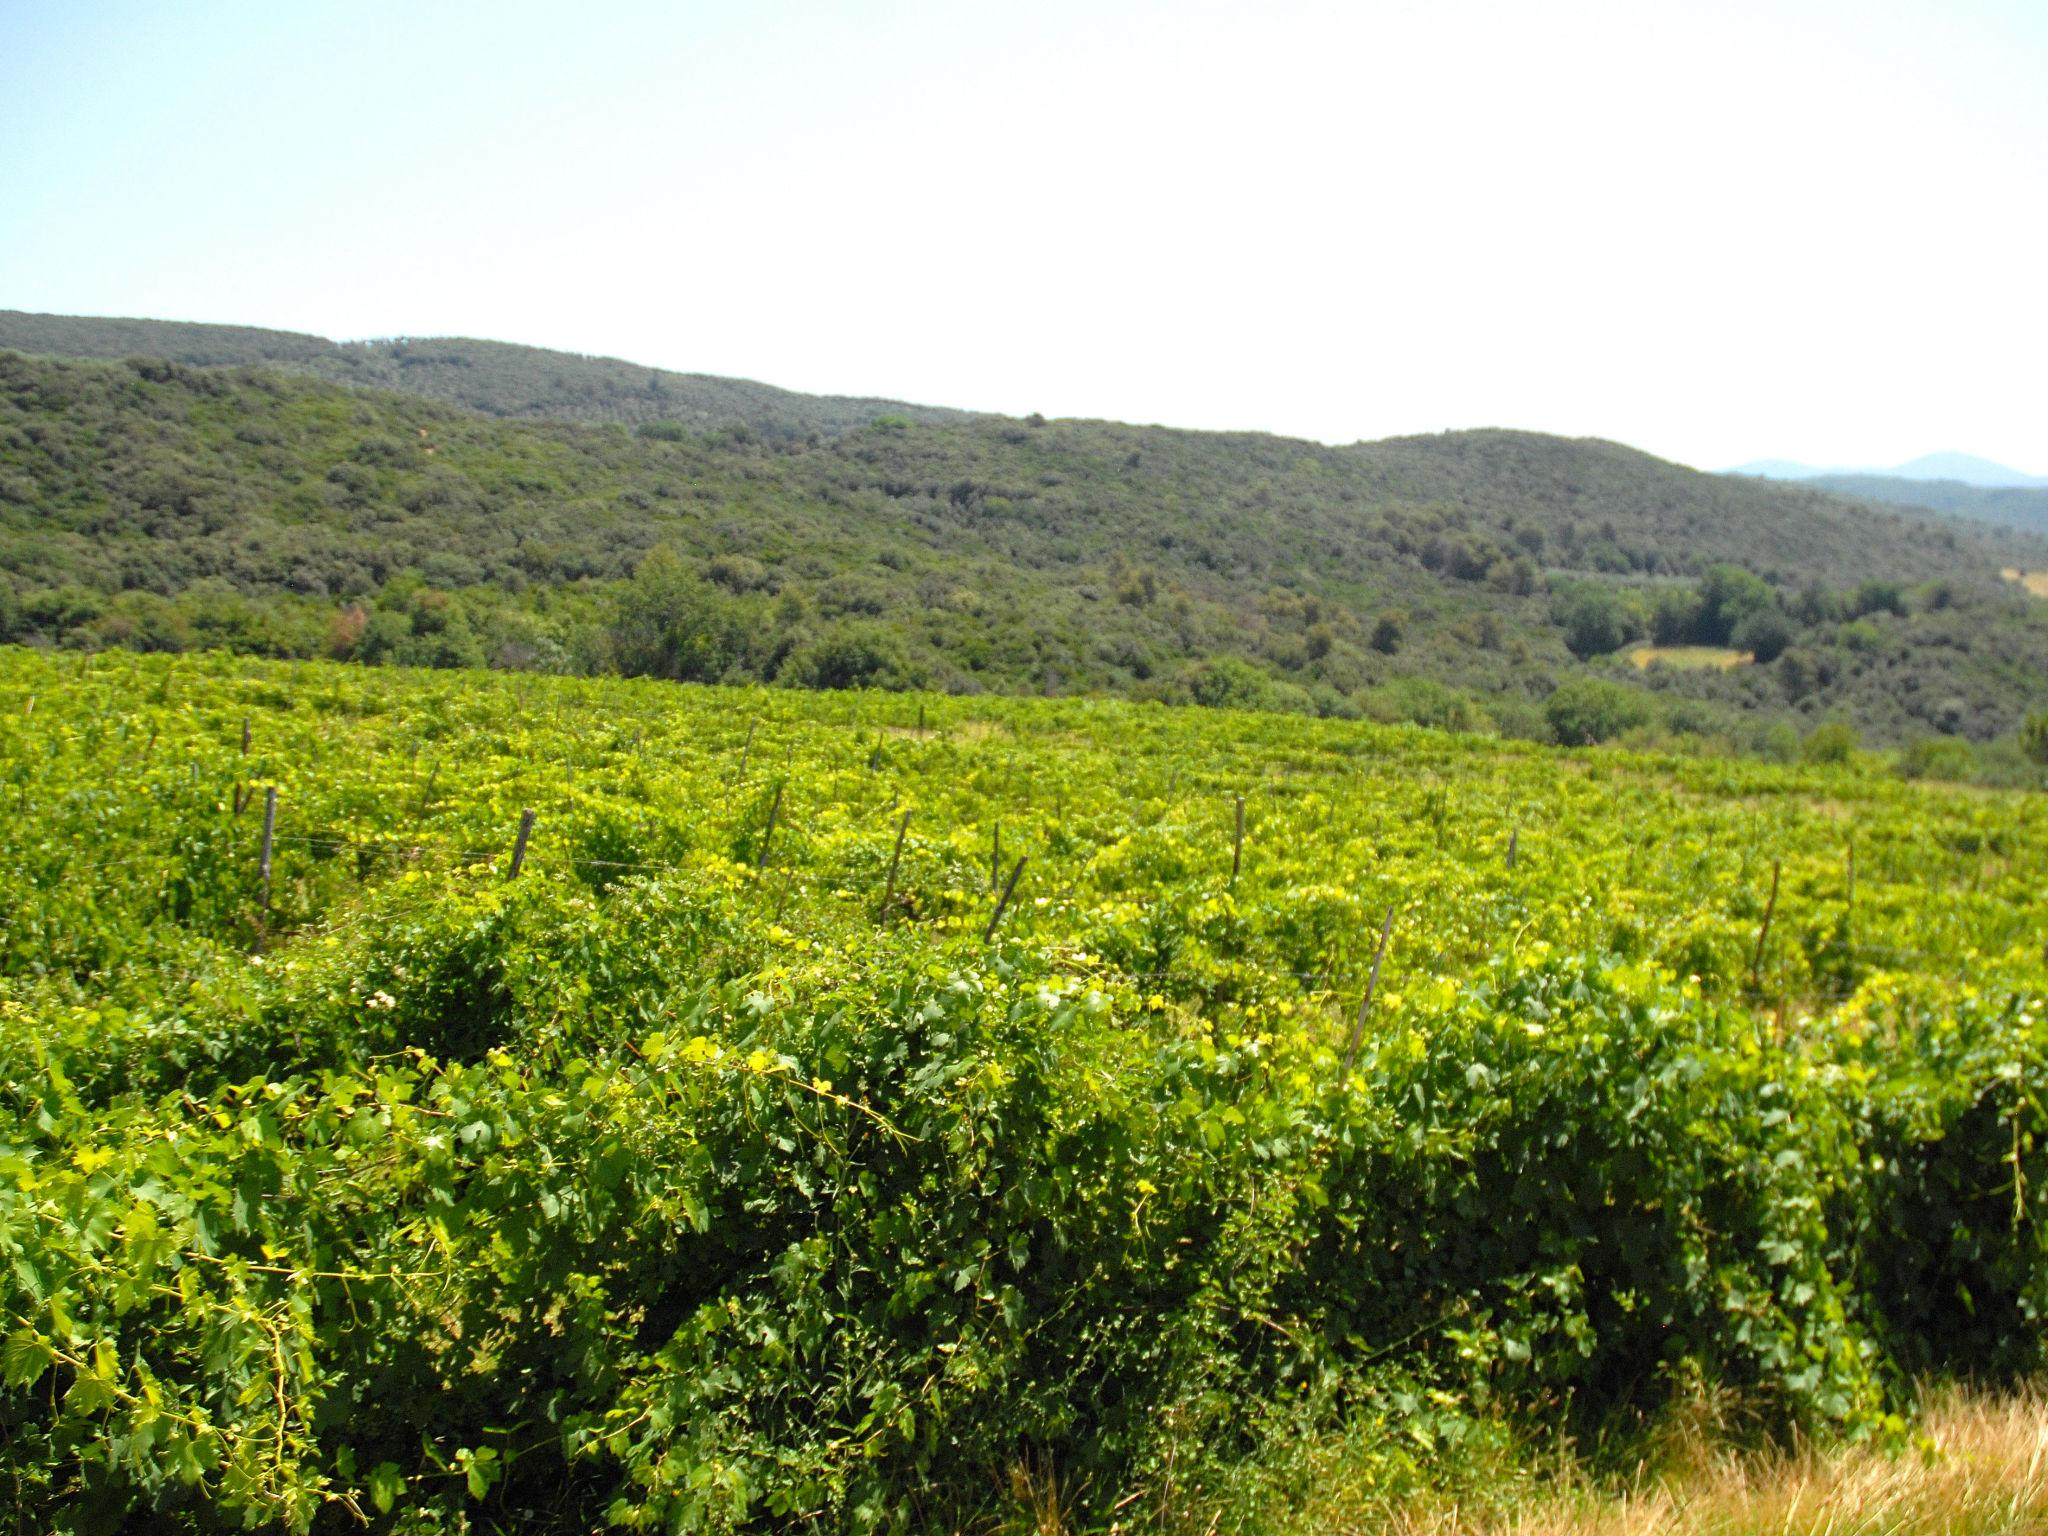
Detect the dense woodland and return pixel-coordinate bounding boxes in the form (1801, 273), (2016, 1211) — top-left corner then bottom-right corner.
(1798, 472), (2048, 537)
(0, 311), (965, 437)
(4, 335), (2048, 768)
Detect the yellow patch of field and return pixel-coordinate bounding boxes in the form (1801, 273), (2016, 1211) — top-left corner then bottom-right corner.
(2001, 567), (2048, 598)
(1626, 644), (1752, 670)
(879, 718), (1009, 741)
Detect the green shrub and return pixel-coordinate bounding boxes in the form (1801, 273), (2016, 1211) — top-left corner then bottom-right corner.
(1550, 584), (1642, 659)
(785, 624), (916, 691)
(1543, 676), (1655, 745)
(1306, 955), (1881, 1429)
(1896, 734), (1979, 781)
(2021, 712), (2048, 767)
(1801, 721), (1860, 764)
(1364, 676), (1484, 732)
(1188, 655), (1280, 710)
(1830, 979), (2048, 1380)
(1732, 608), (1794, 664)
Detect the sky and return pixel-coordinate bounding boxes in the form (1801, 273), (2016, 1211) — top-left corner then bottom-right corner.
(2, 0), (2044, 473)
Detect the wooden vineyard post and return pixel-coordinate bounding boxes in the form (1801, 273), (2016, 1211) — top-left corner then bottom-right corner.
(1231, 795), (1245, 885)
(985, 857), (1027, 944)
(1341, 906), (1397, 1075)
(241, 716), (251, 756)
(258, 787), (278, 912)
(1507, 828), (1518, 871)
(736, 720), (758, 785)
(878, 811), (910, 921)
(508, 808), (536, 879)
(756, 782), (783, 873)
(916, 702), (926, 737)
(1750, 859), (1781, 993)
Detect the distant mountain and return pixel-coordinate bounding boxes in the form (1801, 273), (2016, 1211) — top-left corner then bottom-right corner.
(1891, 453), (2048, 488)
(1730, 453), (2047, 489)
(1724, 458), (1825, 480)
(0, 310), (966, 440)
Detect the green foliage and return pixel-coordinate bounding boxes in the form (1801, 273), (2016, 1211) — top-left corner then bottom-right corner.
(1830, 977), (2048, 1381)
(0, 650), (2042, 1532)
(1896, 734), (1981, 782)
(1650, 584), (1705, 645)
(1189, 655), (1288, 711)
(2021, 712), (2048, 767)
(1801, 721), (1860, 764)
(1544, 676), (1655, 745)
(608, 547), (766, 683)
(1731, 606), (1795, 663)
(1362, 675), (1485, 732)
(1754, 719), (1801, 763)
(0, 310), (966, 438)
(1805, 471), (2048, 538)
(1698, 564), (1776, 645)
(1550, 583), (1642, 659)
(784, 623), (917, 692)
(5, 348), (2047, 746)
(1849, 579), (1910, 620)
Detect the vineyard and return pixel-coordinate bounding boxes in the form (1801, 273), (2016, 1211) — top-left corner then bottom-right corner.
(2, 646), (2044, 1533)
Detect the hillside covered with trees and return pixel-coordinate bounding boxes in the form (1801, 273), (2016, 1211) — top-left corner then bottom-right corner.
(0, 310), (967, 438)
(4, 346), (2048, 757)
(1797, 472), (2048, 537)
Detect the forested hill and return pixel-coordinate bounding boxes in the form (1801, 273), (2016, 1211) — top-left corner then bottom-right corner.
(1799, 473), (2048, 538)
(7, 307), (2042, 552)
(4, 348), (2047, 748)
(0, 310), (966, 438)
(1344, 429), (1983, 581)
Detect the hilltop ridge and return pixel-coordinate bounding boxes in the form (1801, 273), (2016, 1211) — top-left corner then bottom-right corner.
(0, 309), (968, 438)
(1800, 475), (2048, 538)
(5, 343), (2047, 747)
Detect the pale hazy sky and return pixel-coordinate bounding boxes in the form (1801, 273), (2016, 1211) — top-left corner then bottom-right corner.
(3, 0), (2043, 472)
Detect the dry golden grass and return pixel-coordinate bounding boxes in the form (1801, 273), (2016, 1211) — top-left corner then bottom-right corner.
(879, 718), (1009, 740)
(996, 1390), (2048, 1536)
(1314, 1388), (2048, 1536)
(2000, 567), (2048, 599)
(1625, 645), (1754, 671)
